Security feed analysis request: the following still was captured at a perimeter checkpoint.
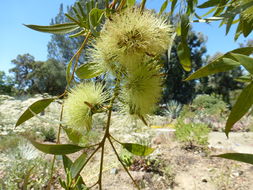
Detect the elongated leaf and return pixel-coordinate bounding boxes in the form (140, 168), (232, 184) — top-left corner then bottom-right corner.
(159, 0), (168, 15)
(215, 153), (253, 165)
(192, 17), (223, 23)
(76, 62), (104, 79)
(225, 82), (253, 136)
(24, 23), (79, 34)
(16, 98), (54, 127)
(89, 8), (104, 36)
(71, 152), (87, 178)
(63, 127), (83, 145)
(122, 143), (154, 156)
(66, 55), (75, 84)
(29, 139), (84, 155)
(127, 0), (136, 7)
(185, 47), (253, 81)
(62, 155), (86, 187)
(62, 155), (73, 173)
(171, 0), (178, 15)
(177, 42), (191, 72)
(231, 53), (253, 74)
(198, 0), (219, 8)
(235, 75), (253, 83)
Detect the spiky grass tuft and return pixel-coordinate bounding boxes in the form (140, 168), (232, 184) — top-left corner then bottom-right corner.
(64, 82), (108, 131)
(89, 7), (173, 72)
(120, 61), (163, 118)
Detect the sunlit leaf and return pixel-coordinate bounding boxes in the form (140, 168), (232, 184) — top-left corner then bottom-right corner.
(122, 143), (154, 156)
(16, 98), (54, 127)
(198, 0), (220, 8)
(159, 0), (168, 16)
(24, 23), (79, 34)
(231, 53), (253, 74)
(170, 0), (178, 15)
(62, 155), (73, 173)
(215, 153), (253, 165)
(127, 0), (136, 7)
(177, 42), (191, 72)
(71, 152), (87, 178)
(235, 75), (253, 83)
(76, 62), (104, 79)
(225, 82), (253, 136)
(29, 139), (84, 155)
(185, 47), (253, 80)
(66, 56), (75, 84)
(89, 8), (104, 36)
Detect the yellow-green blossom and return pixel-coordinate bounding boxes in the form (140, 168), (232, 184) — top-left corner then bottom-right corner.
(90, 7), (173, 72)
(64, 82), (108, 131)
(120, 61), (163, 118)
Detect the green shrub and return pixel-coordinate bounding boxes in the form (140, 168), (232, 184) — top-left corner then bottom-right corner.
(164, 100), (182, 119)
(181, 94), (228, 118)
(0, 141), (51, 189)
(175, 120), (210, 146)
(39, 127), (56, 142)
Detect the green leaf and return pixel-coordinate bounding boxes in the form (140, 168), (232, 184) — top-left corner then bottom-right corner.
(215, 153), (253, 165)
(29, 139), (84, 155)
(24, 23), (79, 34)
(225, 82), (253, 136)
(76, 62), (104, 79)
(127, 0), (136, 7)
(89, 8), (104, 36)
(181, 14), (189, 41)
(71, 152), (87, 178)
(171, 0), (178, 15)
(122, 143), (154, 156)
(185, 47), (253, 81)
(66, 55), (75, 84)
(231, 53), (253, 74)
(16, 98), (54, 127)
(235, 75), (253, 83)
(62, 155), (73, 173)
(63, 127), (84, 145)
(198, 0), (219, 8)
(159, 0), (168, 16)
(177, 42), (192, 72)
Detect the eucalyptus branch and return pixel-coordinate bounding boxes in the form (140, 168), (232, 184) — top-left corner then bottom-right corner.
(108, 137), (140, 190)
(47, 103), (64, 190)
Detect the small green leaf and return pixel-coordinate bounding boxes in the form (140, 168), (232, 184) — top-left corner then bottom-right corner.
(177, 42), (191, 72)
(76, 62), (104, 79)
(215, 153), (253, 165)
(231, 53), (253, 74)
(62, 155), (73, 173)
(197, 0), (219, 8)
(235, 75), (253, 83)
(159, 0), (168, 15)
(16, 98), (54, 127)
(63, 127), (84, 145)
(66, 56), (75, 84)
(24, 23), (79, 34)
(89, 8), (104, 36)
(127, 0), (136, 7)
(71, 152), (87, 178)
(185, 47), (253, 81)
(171, 0), (178, 15)
(122, 143), (154, 156)
(29, 139), (84, 155)
(225, 82), (253, 136)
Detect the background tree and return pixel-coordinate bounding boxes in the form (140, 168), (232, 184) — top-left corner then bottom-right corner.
(10, 54), (66, 95)
(0, 71), (15, 95)
(162, 30), (207, 104)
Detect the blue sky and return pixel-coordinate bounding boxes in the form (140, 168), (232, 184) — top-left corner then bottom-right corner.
(0, 0), (250, 74)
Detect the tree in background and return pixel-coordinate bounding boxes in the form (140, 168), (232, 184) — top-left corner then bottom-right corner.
(0, 71), (15, 95)
(10, 54), (66, 95)
(163, 30), (207, 104)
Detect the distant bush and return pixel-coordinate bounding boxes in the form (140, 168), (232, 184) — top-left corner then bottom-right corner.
(164, 100), (182, 119)
(180, 94), (228, 118)
(175, 120), (210, 146)
(39, 127), (56, 142)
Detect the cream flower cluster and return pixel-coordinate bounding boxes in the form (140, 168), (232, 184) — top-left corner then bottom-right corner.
(64, 83), (108, 130)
